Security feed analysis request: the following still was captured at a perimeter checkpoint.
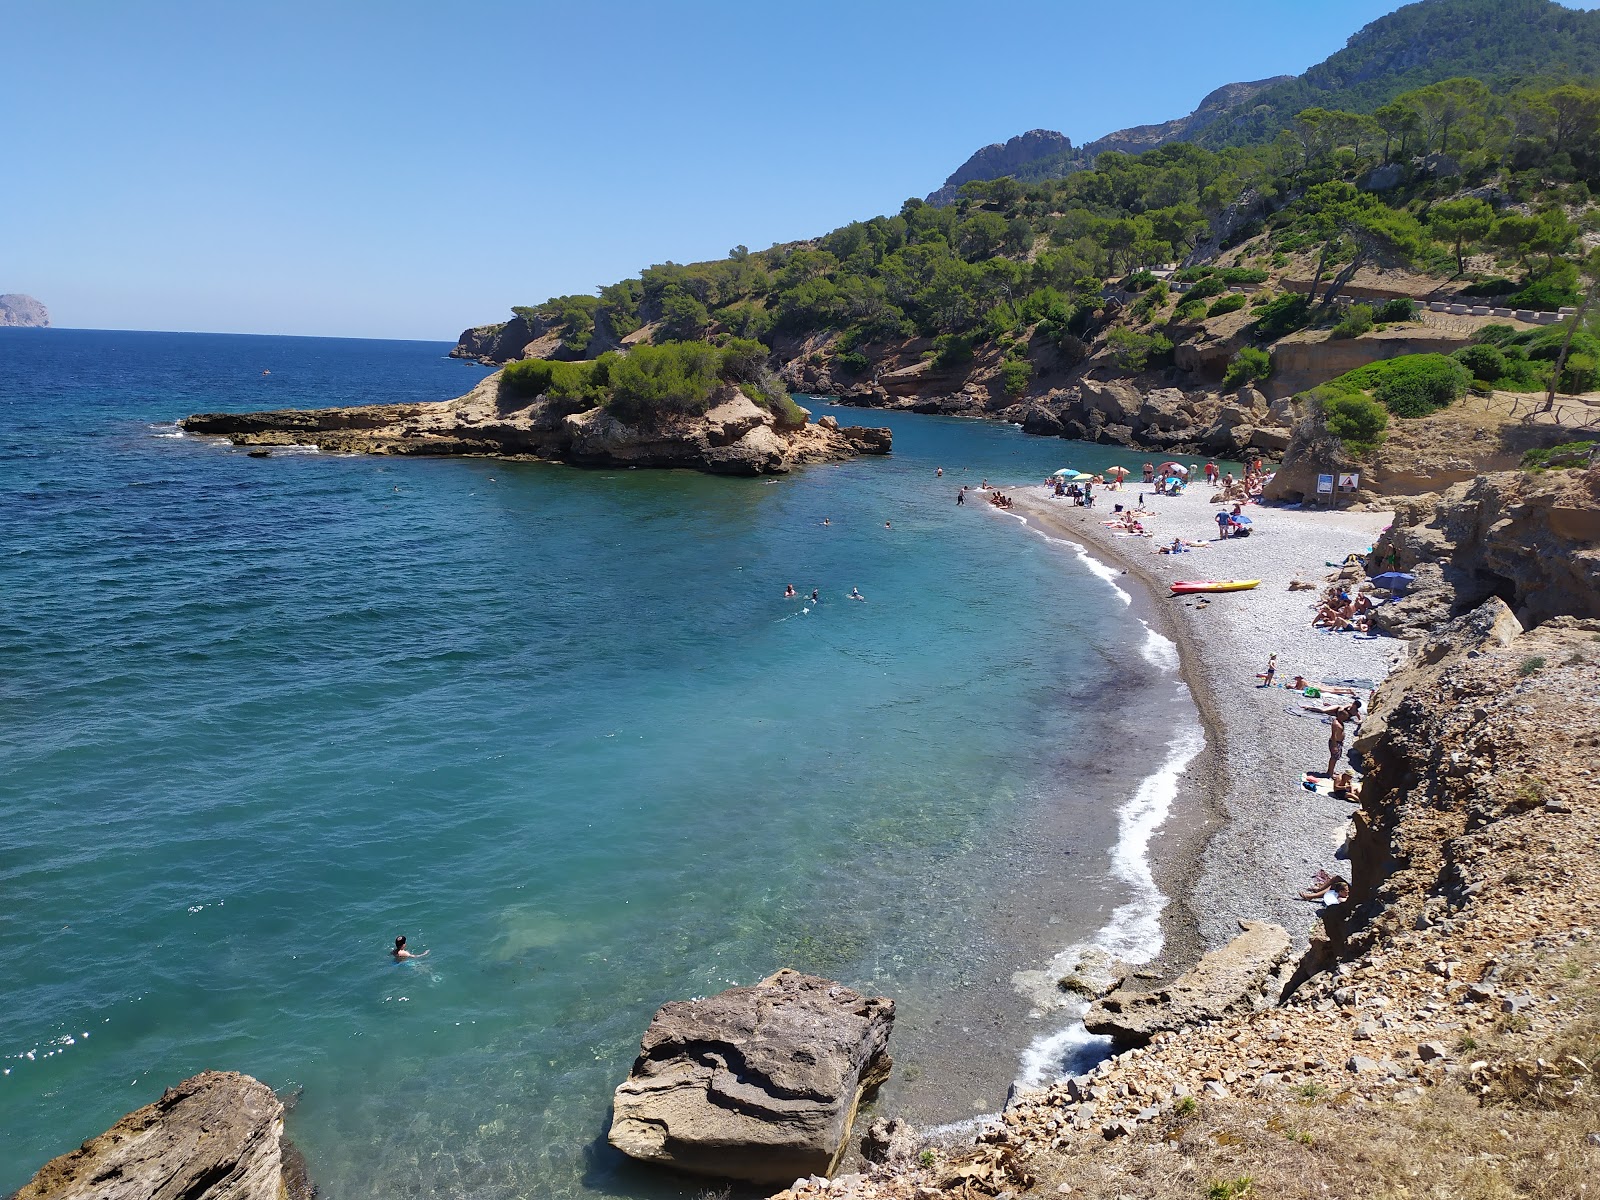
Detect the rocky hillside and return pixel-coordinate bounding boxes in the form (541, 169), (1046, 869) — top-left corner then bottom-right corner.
(181, 371), (891, 476)
(922, 0), (1600, 195)
(0, 293), (50, 327)
(924, 79), (1288, 205)
(767, 474), (1600, 1200)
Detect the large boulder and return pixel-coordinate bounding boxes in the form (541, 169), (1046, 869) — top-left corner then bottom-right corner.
(608, 969), (895, 1185)
(1080, 379), (1142, 425)
(12, 1071), (305, 1200)
(1084, 920), (1291, 1047)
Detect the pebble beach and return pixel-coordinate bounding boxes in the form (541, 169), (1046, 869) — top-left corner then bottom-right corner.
(1006, 479), (1407, 954)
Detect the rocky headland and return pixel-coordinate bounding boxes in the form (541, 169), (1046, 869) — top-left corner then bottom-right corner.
(181, 370), (891, 476)
(0, 293), (50, 327)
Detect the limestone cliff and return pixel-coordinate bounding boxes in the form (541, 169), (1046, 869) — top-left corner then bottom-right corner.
(181, 373), (891, 476)
(0, 293), (50, 327)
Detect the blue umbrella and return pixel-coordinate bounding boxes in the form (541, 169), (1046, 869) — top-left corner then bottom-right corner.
(1231, 513), (1253, 525)
(1371, 571), (1414, 593)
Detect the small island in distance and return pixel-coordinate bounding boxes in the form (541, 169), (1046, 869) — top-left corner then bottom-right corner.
(0, 294), (51, 327)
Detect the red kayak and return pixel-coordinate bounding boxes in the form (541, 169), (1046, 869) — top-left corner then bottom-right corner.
(1170, 579), (1260, 595)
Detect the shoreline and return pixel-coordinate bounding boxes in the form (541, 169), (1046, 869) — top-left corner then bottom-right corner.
(984, 477), (1403, 1082)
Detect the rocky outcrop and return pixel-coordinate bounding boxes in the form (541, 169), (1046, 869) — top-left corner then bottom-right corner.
(12, 1071), (306, 1200)
(608, 969), (895, 1185)
(1365, 468), (1600, 633)
(1083, 920), (1292, 1047)
(925, 130), (1074, 205)
(0, 293), (50, 327)
(181, 375), (891, 477)
(1265, 328), (1470, 399)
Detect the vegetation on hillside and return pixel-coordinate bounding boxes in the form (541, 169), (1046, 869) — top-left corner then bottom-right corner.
(479, 9), (1600, 404)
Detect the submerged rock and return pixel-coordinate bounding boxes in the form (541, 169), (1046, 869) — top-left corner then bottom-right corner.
(1084, 920), (1292, 1046)
(608, 968), (894, 1184)
(12, 1070), (307, 1200)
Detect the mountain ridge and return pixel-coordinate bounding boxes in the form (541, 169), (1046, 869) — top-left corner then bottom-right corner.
(925, 0), (1600, 200)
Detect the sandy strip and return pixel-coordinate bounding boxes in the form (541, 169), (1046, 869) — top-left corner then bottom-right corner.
(1004, 481), (1408, 954)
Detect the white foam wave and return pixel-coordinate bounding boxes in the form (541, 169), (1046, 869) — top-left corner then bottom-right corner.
(997, 509), (1132, 605)
(1014, 694), (1205, 1087)
(1139, 623), (1179, 671)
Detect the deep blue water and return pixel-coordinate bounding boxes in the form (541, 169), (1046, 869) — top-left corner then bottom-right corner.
(0, 329), (1197, 1198)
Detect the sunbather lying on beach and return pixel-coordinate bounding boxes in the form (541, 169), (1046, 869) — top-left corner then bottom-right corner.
(1298, 870), (1350, 904)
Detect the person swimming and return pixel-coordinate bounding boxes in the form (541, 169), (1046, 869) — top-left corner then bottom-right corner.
(810, 588), (820, 603)
(784, 584), (796, 598)
(392, 935), (428, 961)
(849, 587), (865, 601)
(821, 517), (831, 526)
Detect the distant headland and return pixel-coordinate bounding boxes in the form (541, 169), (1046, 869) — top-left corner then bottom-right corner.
(0, 294), (50, 328)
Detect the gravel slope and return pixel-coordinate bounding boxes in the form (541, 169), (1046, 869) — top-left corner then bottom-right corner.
(1007, 482), (1407, 951)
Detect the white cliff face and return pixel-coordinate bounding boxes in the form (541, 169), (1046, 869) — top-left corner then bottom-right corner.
(0, 294), (50, 327)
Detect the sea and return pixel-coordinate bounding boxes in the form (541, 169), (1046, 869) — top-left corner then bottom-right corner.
(0, 328), (1203, 1198)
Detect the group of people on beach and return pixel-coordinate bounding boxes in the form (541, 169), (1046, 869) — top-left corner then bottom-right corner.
(1255, 648), (1371, 906)
(1313, 582), (1376, 633)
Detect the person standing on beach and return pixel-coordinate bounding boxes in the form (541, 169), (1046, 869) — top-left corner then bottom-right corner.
(1205, 460), (1218, 485)
(1326, 709), (1349, 778)
(1260, 653), (1278, 688)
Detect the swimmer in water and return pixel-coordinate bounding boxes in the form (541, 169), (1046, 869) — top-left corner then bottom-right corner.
(849, 587), (865, 601)
(821, 517), (831, 526)
(936, 467), (943, 477)
(392, 935), (428, 961)
(810, 589), (820, 603)
(884, 521), (892, 529)
(784, 584), (796, 598)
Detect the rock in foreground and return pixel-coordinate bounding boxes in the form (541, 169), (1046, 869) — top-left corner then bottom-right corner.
(182, 373), (891, 477)
(609, 968), (894, 1184)
(1084, 920), (1291, 1046)
(13, 1070), (305, 1200)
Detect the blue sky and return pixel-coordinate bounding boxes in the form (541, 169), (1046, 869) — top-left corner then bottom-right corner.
(0, 1), (1497, 339)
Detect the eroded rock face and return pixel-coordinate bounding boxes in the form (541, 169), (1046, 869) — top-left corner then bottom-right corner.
(1083, 920), (1292, 1047)
(13, 1071), (301, 1200)
(1368, 468), (1600, 630)
(608, 968), (894, 1184)
(0, 293), (50, 327)
(182, 377), (890, 477)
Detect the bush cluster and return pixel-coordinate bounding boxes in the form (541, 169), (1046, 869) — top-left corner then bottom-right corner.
(1224, 346), (1272, 386)
(1331, 303), (1375, 339)
(1207, 293), (1249, 318)
(1336, 354), (1470, 416)
(1314, 387), (1389, 455)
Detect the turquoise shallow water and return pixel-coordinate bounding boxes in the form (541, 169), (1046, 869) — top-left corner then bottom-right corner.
(2, 329), (1192, 1197)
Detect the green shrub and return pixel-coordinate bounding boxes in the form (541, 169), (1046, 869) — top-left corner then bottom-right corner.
(1224, 346), (1272, 386)
(1331, 304), (1375, 339)
(1001, 359), (1033, 395)
(1454, 343), (1508, 381)
(1172, 266), (1216, 283)
(933, 333), (976, 369)
(1105, 327), (1173, 371)
(1208, 293), (1248, 318)
(1251, 293), (1312, 339)
(1340, 354), (1470, 417)
(605, 341), (723, 423)
(1522, 439), (1596, 469)
(1217, 267), (1269, 286)
(1250, 291), (1275, 307)
(1507, 263), (1581, 311)
(833, 349), (869, 375)
(1375, 298), (1417, 322)
(1461, 276), (1517, 297)
(1185, 277), (1229, 301)
(1173, 299), (1209, 323)
(1125, 270), (1158, 291)
(1561, 351), (1599, 394)
(501, 357), (610, 411)
(719, 337), (770, 383)
(1319, 388), (1390, 455)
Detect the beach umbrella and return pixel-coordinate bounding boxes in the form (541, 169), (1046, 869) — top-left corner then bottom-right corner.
(1071, 472), (1096, 482)
(1106, 465), (1129, 478)
(1231, 513), (1254, 525)
(1052, 468), (1075, 477)
(1157, 461), (1189, 477)
(1370, 571), (1414, 593)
